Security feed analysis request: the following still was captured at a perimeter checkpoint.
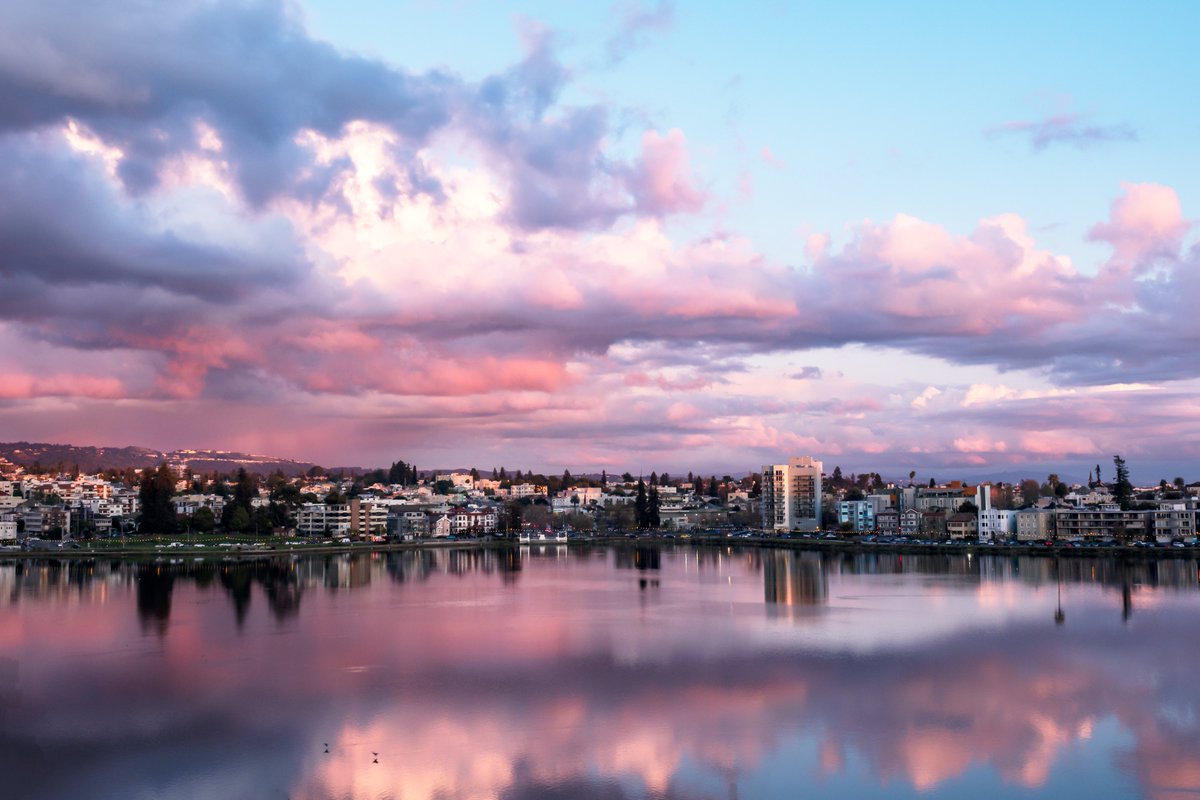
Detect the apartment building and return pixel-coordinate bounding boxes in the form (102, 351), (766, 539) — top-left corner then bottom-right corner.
(762, 456), (823, 532)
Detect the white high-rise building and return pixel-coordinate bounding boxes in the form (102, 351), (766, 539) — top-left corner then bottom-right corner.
(761, 456), (823, 532)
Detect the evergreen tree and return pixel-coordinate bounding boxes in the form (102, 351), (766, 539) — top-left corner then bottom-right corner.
(600, 469), (607, 486)
(708, 476), (719, 498)
(649, 470), (658, 486)
(635, 479), (648, 529)
(1113, 455), (1133, 510)
(233, 468), (256, 513)
(387, 460), (409, 484)
(660, 472), (670, 486)
(138, 463), (178, 534)
(499, 466), (507, 480)
(832, 466), (843, 486)
(562, 468), (573, 487)
(648, 485), (661, 528)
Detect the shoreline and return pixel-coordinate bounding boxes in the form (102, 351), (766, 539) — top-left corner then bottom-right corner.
(3, 534), (1198, 561)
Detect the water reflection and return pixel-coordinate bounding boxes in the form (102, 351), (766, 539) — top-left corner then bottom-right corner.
(0, 547), (1199, 799)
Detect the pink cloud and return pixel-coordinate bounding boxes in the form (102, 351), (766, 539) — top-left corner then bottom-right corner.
(631, 129), (706, 215)
(0, 372), (126, 399)
(760, 146), (784, 169)
(1089, 182), (1189, 265)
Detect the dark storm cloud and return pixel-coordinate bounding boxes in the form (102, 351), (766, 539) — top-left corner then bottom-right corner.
(0, 139), (307, 300)
(0, 0), (457, 204)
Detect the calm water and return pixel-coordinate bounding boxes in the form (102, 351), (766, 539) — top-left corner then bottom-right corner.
(2, 545), (1199, 800)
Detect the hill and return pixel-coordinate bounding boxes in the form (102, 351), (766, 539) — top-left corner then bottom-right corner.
(0, 441), (319, 476)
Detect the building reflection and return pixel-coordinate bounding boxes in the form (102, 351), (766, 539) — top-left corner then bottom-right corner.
(2, 548), (1200, 800)
(1, 548), (1199, 634)
(762, 550), (827, 610)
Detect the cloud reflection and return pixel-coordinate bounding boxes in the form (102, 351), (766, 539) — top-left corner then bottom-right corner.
(0, 549), (1198, 799)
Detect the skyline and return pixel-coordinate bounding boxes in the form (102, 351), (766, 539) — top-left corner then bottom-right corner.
(2, 1), (1199, 481)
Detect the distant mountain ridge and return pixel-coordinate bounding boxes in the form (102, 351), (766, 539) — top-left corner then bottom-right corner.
(0, 441), (319, 476)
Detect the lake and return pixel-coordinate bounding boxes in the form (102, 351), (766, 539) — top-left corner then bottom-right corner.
(2, 545), (1199, 799)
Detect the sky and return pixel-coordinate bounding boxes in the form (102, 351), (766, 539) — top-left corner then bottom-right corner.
(1, 0), (1198, 482)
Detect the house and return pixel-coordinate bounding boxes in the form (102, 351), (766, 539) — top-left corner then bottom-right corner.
(946, 513), (978, 540)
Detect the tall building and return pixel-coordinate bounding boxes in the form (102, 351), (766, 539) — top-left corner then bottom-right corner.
(761, 456), (823, 532)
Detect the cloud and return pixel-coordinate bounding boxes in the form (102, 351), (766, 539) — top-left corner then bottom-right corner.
(1088, 182), (1190, 265)
(3, 1), (1200, 473)
(986, 113), (1137, 151)
(629, 129), (706, 215)
(605, 0), (675, 63)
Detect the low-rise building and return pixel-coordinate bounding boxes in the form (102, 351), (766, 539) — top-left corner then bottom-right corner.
(0, 513), (17, 541)
(1016, 508), (1056, 542)
(838, 500), (875, 532)
(946, 513), (978, 540)
(1153, 503), (1196, 541)
(977, 485), (1017, 542)
(22, 505), (71, 539)
(1054, 506), (1152, 541)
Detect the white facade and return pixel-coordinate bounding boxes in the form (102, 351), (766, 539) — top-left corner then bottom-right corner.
(977, 485), (1017, 542)
(762, 456), (823, 532)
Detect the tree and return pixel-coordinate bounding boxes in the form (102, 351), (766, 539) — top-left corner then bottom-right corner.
(635, 479), (648, 529)
(191, 506), (216, 533)
(1175, 476), (1186, 493)
(233, 468), (256, 514)
(562, 469), (573, 487)
(908, 470), (917, 486)
(1020, 479), (1040, 507)
(928, 477), (936, 488)
(647, 485), (661, 528)
(1054, 482), (1069, 499)
(660, 472), (670, 486)
(1113, 455), (1133, 510)
(387, 460), (409, 484)
(708, 476), (719, 499)
(502, 500), (523, 534)
(229, 505), (251, 533)
(832, 466), (843, 486)
(138, 463), (178, 535)
(621, 472), (634, 483)
(600, 469), (607, 486)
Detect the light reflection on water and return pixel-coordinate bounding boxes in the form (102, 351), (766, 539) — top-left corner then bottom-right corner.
(0, 545), (1198, 799)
